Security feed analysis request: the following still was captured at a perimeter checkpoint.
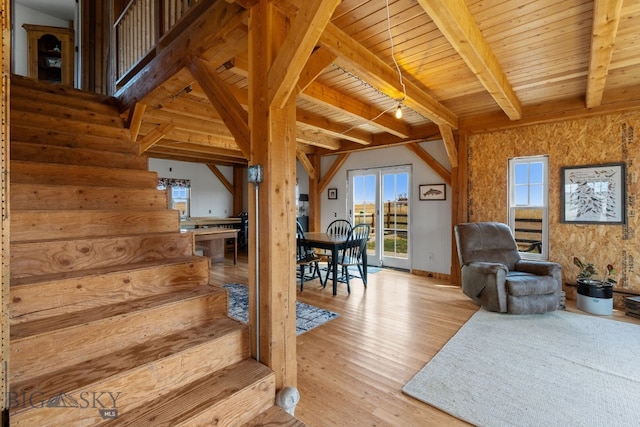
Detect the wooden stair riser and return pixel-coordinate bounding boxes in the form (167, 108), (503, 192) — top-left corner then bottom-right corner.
(11, 75), (119, 106)
(11, 233), (194, 279)
(96, 360), (275, 427)
(10, 110), (130, 141)
(11, 161), (158, 189)
(11, 183), (168, 212)
(10, 322), (250, 427)
(10, 258), (211, 324)
(10, 124), (137, 154)
(10, 96), (125, 129)
(10, 84), (119, 116)
(11, 142), (148, 170)
(11, 210), (179, 242)
(11, 288), (228, 383)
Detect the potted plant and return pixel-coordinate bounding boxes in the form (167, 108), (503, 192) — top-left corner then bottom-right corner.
(573, 257), (615, 315)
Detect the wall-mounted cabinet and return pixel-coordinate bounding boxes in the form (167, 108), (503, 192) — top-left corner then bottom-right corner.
(23, 24), (74, 86)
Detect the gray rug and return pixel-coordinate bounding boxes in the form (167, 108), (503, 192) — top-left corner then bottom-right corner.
(402, 309), (640, 426)
(223, 283), (338, 335)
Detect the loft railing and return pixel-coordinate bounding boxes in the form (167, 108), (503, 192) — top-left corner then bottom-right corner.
(113, 0), (201, 88)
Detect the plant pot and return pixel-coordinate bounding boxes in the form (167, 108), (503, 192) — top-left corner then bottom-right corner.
(576, 279), (613, 315)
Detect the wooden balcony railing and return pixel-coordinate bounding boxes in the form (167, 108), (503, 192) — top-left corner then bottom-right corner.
(113, 0), (201, 88)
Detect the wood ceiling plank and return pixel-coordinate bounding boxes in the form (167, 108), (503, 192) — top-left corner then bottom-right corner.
(269, 0), (341, 108)
(586, 0), (624, 108)
(188, 56), (250, 159)
(320, 22), (458, 128)
(417, 0), (522, 120)
(158, 141), (245, 159)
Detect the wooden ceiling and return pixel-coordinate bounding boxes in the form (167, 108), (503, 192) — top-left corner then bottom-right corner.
(117, 0), (640, 166)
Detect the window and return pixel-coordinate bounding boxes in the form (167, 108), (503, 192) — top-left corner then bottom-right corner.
(508, 156), (548, 259)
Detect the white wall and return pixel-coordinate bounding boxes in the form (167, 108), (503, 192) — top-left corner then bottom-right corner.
(12, 4), (70, 77)
(319, 140), (452, 274)
(149, 158), (235, 217)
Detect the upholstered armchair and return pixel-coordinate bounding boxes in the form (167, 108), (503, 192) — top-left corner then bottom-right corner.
(454, 222), (562, 314)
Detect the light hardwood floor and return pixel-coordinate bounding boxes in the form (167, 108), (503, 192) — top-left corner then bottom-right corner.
(210, 253), (638, 426)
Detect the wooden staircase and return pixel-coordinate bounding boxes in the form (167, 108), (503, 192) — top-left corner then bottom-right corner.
(7, 75), (302, 426)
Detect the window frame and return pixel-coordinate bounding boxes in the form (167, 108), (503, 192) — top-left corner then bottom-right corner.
(508, 155), (549, 260)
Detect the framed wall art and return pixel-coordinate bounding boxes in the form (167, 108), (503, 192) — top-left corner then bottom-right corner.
(561, 162), (626, 224)
(328, 188), (338, 200)
(419, 184), (446, 201)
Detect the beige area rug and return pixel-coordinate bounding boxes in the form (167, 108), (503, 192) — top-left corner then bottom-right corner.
(402, 309), (640, 426)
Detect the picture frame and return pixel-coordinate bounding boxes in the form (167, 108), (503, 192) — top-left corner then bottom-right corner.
(561, 162), (626, 224)
(419, 184), (446, 201)
(328, 188), (338, 200)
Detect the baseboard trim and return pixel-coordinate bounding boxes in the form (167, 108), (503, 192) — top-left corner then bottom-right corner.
(411, 269), (451, 281)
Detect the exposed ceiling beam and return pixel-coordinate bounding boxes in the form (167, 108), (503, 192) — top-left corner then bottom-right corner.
(319, 23), (458, 128)
(296, 127), (342, 150)
(405, 142), (451, 186)
(586, 0), (624, 108)
(188, 57), (250, 159)
(269, 0), (341, 108)
(127, 103), (146, 141)
(296, 150), (317, 180)
(417, 0), (522, 121)
(318, 153), (350, 192)
(206, 164), (235, 194)
(116, 1), (248, 112)
(438, 124), (458, 168)
(297, 110), (372, 145)
(147, 149), (247, 166)
(296, 47), (337, 95)
(302, 81), (411, 138)
(139, 123), (175, 154)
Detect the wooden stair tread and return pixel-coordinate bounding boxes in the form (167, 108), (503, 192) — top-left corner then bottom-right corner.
(97, 359), (275, 426)
(10, 255), (204, 287)
(11, 318), (247, 403)
(10, 284), (225, 340)
(243, 406), (306, 426)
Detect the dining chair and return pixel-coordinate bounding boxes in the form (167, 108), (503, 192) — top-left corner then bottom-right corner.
(326, 219), (352, 236)
(324, 223), (370, 294)
(296, 221), (322, 292)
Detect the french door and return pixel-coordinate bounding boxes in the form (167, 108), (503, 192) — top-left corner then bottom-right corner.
(347, 166), (410, 269)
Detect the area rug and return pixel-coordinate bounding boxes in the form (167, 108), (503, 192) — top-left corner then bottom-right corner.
(223, 283), (339, 335)
(402, 309), (640, 426)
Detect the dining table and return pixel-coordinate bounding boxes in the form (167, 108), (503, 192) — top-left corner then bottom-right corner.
(301, 231), (368, 296)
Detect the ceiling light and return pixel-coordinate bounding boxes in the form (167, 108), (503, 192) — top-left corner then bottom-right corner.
(395, 104), (403, 119)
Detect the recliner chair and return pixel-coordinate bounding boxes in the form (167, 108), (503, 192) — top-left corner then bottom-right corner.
(454, 222), (561, 314)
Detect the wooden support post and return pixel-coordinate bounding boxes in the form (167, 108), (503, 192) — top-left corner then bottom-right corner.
(1, 0), (10, 413)
(233, 166), (244, 216)
(451, 133), (468, 286)
(248, 2), (297, 390)
(309, 154), (321, 232)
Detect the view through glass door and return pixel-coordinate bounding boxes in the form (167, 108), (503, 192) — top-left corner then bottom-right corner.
(348, 166), (410, 269)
